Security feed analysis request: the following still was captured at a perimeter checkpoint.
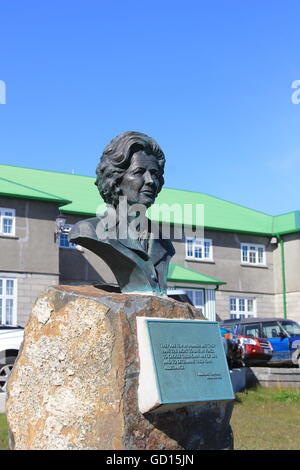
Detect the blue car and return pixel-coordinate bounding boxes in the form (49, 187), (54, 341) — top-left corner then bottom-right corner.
(221, 318), (300, 366)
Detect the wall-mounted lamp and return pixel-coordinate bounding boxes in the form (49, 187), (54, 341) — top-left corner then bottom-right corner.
(55, 214), (67, 230)
(270, 236), (278, 245)
(54, 213), (84, 252)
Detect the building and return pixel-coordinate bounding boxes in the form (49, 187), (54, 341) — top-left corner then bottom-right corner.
(0, 164), (299, 326)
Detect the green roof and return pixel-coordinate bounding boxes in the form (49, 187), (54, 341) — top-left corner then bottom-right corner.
(272, 211), (300, 235)
(0, 165), (95, 213)
(0, 175), (70, 204)
(167, 263), (225, 285)
(0, 164), (299, 236)
(150, 188), (274, 234)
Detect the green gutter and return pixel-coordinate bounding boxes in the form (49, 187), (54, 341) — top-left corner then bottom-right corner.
(278, 235), (287, 319)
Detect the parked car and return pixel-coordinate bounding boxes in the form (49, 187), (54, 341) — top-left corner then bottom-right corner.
(0, 326), (24, 392)
(221, 317), (300, 366)
(238, 335), (273, 366)
(220, 327), (242, 369)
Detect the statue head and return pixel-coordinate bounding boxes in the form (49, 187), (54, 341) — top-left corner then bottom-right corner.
(95, 131), (165, 208)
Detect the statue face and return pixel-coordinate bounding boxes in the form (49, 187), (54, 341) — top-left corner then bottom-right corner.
(119, 150), (161, 207)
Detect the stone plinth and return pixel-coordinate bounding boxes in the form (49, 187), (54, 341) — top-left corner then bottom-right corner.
(6, 286), (234, 450)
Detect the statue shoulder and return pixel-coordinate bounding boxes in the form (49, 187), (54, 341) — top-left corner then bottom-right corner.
(155, 236), (175, 257)
(164, 238), (175, 256)
(69, 217), (99, 241)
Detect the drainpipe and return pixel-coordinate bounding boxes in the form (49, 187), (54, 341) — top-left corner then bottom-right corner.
(277, 235), (287, 319)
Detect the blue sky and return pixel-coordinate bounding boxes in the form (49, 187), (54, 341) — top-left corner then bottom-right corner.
(1, 0), (300, 215)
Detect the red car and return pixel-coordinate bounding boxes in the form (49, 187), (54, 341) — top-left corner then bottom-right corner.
(238, 335), (273, 366)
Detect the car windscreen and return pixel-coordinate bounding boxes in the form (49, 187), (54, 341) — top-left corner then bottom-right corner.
(279, 321), (300, 337)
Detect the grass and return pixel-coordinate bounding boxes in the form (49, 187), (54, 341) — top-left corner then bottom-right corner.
(1, 387), (300, 450)
(231, 386), (300, 450)
(0, 414), (9, 450)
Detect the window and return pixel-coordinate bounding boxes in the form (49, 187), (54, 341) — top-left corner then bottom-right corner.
(185, 238), (213, 261)
(261, 322), (282, 339)
(243, 323), (260, 338)
(0, 278), (17, 325)
(0, 208), (15, 236)
(241, 243), (265, 266)
(229, 297), (256, 319)
(185, 289), (205, 314)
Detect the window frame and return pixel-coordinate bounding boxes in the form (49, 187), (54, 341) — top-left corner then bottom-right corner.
(229, 296), (256, 320)
(0, 207), (16, 236)
(0, 278), (17, 326)
(240, 243), (266, 266)
(185, 237), (213, 262)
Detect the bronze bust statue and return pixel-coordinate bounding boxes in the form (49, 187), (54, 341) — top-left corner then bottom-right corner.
(69, 131), (175, 294)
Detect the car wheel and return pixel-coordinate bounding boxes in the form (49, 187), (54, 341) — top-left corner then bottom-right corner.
(0, 356), (16, 393)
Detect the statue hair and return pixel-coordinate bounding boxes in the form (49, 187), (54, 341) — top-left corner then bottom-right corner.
(95, 131), (165, 207)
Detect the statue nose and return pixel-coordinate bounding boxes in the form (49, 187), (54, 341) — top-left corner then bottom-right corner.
(144, 171), (154, 184)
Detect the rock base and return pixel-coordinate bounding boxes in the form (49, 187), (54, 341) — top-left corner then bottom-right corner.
(6, 285), (234, 450)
